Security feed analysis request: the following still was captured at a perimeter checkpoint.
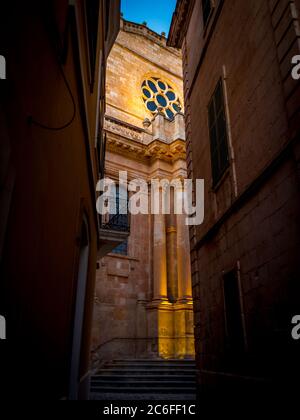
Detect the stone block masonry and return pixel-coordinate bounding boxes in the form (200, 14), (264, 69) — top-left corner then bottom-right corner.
(91, 19), (195, 366)
(168, 0), (300, 391)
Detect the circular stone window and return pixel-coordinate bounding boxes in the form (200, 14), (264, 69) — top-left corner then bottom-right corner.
(141, 77), (181, 120)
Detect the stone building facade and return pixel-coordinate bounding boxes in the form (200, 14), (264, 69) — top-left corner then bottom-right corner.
(92, 19), (194, 365)
(169, 0), (300, 391)
(0, 0), (120, 400)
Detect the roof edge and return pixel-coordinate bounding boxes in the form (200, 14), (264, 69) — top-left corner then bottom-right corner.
(167, 0), (195, 48)
(122, 18), (166, 41)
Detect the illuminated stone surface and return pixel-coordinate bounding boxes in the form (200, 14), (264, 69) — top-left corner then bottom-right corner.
(91, 19), (194, 365)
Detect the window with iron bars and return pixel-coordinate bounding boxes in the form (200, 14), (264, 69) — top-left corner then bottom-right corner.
(100, 184), (130, 232)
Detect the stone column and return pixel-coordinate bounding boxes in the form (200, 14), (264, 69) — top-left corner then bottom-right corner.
(153, 212), (168, 300)
(173, 112), (186, 141)
(152, 108), (166, 142)
(142, 118), (153, 145)
(176, 212), (192, 302)
(166, 187), (178, 302)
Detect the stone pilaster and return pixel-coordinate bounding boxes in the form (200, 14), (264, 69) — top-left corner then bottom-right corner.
(176, 212), (193, 303)
(166, 187), (178, 302)
(152, 111), (167, 142)
(173, 112), (186, 141)
(153, 212), (168, 301)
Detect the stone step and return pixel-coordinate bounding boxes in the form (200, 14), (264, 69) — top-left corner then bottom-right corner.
(91, 360), (197, 400)
(108, 360), (196, 367)
(95, 368), (196, 376)
(92, 375), (196, 382)
(90, 386), (196, 394)
(91, 383), (196, 390)
(91, 379), (196, 387)
(111, 359), (196, 364)
(103, 363), (196, 369)
(90, 393), (196, 401)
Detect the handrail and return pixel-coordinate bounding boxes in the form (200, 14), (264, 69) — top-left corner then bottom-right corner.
(91, 336), (188, 357)
(91, 336), (195, 370)
(91, 337), (158, 355)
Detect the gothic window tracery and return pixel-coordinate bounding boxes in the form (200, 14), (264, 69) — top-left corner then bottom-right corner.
(141, 77), (181, 120)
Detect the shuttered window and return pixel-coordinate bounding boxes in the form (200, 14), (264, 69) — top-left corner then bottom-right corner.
(85, 0), (100, 89)
(202, 0), (212, 26)
(208, 79), (229, 186)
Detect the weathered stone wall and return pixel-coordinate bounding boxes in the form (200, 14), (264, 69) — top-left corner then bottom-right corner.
(91, 20), (194, 366)
(105, 20), (183, 128)
(180, 0), (300, 387)
(92, 147), (152, 362)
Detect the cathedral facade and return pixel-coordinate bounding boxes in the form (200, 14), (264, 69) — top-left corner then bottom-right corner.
(91, 19), (194, 366)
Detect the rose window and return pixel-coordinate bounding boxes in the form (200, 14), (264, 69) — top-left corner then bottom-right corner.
(141, 77), (181, 120)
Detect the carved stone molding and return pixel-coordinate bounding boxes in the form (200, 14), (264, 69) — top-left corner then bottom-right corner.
(104, 116), (144, 142)
(106, 131), (186, 164)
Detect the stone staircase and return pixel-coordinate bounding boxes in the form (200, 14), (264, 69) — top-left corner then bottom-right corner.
(90, 359), (197, 400)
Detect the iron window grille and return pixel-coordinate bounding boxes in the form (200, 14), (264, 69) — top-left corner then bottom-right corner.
(100, 185), (130, 232)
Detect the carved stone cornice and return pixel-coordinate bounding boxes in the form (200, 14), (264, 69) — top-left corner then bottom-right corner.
(104, 115), (144, 142)
(106, 131), (186, 164)
(121, 18), (181, 57)
(147, 140), (186, 162)
(106, 132), (145, 161)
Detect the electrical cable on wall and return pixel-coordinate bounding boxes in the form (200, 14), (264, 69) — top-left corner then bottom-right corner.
(27, 63), (76, 131)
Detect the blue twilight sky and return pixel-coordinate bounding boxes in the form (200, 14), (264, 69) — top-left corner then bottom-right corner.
(121, 0), (177, 36)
